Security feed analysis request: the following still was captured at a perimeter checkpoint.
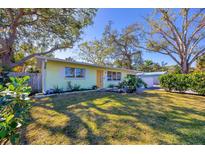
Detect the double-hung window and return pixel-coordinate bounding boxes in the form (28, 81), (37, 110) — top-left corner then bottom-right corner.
(107, 71), (121, 81)
(65, 67), (85, 78)
(76, 68), (85, 78)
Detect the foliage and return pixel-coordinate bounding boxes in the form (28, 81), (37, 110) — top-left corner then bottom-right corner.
(136, 77), (147, 89)
(0, 76), (31, 145)
(104, 22), (144, 69)
(159, 74), (177, 92)
(190, 73), (205, 95)
(160, 73), (205, 95)
(0, 71), (10, 87)
(79, 21), (144, 69)
(159, 74), (191, 92)
(73, 84), (81, 91)
(53, 85), (63, 93)
(108, 84), (116, 88)
(145, 9), (205, 73)
(66, 82), (81, 91)
(0, 9), (97, 68)
(92, 85), (98, 90)
(173, 74), (191, 92)
(66, 81), (73, 91)
(196, 55), (205, 72)
(119, 75), (147, 93)
(167, 65), (182, 74)
(138, 60), (168, 72)
(79, 40), (114, 66)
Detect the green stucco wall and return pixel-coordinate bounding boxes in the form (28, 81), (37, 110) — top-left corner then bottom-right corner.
(44, 60), (135, 91)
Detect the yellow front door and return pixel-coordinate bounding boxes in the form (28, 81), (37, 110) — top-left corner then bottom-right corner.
(96, 70), (104, 88)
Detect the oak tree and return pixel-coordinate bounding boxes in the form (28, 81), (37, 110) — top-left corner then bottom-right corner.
(0, 9), (96, 68)
(145, 9), (205, 73)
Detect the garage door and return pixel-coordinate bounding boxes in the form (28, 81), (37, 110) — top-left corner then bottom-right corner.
(141, 77), (154, 88)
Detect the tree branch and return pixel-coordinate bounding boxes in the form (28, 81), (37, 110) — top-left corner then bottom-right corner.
(10, 45), (71, 67)
(189, 48), (205, 65)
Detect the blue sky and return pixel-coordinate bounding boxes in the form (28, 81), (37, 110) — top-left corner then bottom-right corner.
(55, 8), (176, 66)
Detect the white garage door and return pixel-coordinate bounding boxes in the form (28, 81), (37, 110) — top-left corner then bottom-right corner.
(141, 76), (154, 88)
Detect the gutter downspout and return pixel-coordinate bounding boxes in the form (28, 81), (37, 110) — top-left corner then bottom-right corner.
(41, 58), (47, 94)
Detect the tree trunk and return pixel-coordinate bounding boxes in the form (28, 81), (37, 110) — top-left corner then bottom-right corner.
(181, 61), (189, 74)
(1, 52), (13, 69)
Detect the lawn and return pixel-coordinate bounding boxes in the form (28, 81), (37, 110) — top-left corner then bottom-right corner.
(21, 90), (205, 144)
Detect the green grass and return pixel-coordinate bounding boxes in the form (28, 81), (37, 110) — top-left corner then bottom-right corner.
(21, 90), (205, 144)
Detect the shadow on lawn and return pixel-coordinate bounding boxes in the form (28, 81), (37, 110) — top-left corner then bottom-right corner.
(23, 91), (205, 144)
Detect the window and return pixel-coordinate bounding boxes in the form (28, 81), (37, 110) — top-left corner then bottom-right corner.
(107, 71), (121, 81)
(65, 67), (85, 78)
(65, 67), (75, 78)
(113, 72), (116, 80)
(107, 71), (112, 81)
(117, 72), (121, 80)
(76, 68), (85, 78)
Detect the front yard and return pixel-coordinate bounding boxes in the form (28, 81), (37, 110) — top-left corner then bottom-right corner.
(22, 90), (205, 144)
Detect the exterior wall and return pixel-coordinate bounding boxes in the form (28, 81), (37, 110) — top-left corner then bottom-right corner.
(43, 60), (135, 92)
(45, 61), (97, 91)
(103, 70), (130, 88)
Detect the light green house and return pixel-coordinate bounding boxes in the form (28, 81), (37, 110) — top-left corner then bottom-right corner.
(37, 56), (138, 93)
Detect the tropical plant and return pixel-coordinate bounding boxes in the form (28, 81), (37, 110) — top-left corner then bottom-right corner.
(108, 84), (116, 88)
(73, 84), (80, 91)
(138, 60), (168, 72)
(53, 85), (63, 93)
(92, 85), (98, 90)
(119, 75), (147, 93)
(66, 81), (73, 91)
(0, 76), (31, 144)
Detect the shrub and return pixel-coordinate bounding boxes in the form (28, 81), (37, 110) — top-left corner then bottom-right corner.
(53, 85), (63, 93)
(174, 74), (191, 92)
(160, 74), (190, 92)
(136, 77), (147, 88)
(73, 84), (80, 91)
(160, 73), (205, 95)
(159, 74), (177, 92)
(190, 72), (205, 95)
(0, 76), (31, 144)
(66, 81), (73, 91)
(118, 75), (147, 93)
(92, 85), (97, 90)
(108, 84), (115, 88)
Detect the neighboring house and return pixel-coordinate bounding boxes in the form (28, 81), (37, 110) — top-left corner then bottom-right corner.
(137, 72), (166, 88)
(36, 56), (138, 93)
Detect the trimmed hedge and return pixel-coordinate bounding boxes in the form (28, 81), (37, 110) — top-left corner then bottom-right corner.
(190, 73), (205, 95)
(159, 73), (205, 95)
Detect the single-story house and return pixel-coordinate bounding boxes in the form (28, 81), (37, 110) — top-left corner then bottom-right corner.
(36, 56), (138, 93)
(136, 72), (167, 88)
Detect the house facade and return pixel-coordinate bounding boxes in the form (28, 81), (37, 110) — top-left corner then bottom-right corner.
(37, 56), (138, 93)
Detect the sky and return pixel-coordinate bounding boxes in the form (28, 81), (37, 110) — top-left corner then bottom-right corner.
(54, 8), (177, 66)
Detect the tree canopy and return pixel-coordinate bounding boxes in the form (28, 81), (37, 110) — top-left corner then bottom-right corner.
(79, 39), (113, 66)
(144, 8), (205, 73)
(196, 55), (205, 72)
(138, 60), (168, 72)
(0, 8), (96, 68)
(79, 22), (144, 69)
